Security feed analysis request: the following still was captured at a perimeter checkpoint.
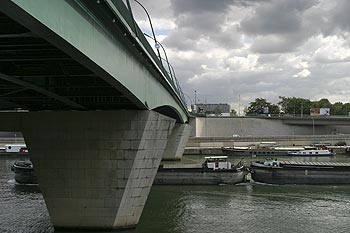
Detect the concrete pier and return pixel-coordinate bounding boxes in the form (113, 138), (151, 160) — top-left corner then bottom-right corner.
(162, 124), (192, 160)
(1, 110), (176, 230)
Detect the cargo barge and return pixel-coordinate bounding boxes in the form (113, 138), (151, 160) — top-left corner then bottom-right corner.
(250, 158), (350, 185)
(154, 156), (247, 185)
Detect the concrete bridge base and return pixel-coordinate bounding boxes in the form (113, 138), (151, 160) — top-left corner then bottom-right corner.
(162, 123), (192, 160)
(18, 110), (175, 230)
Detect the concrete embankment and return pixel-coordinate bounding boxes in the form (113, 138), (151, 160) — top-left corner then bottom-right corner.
(184, 147), (223, 155)
(187, 134), (350, 147)
(184, 134), (350, 155)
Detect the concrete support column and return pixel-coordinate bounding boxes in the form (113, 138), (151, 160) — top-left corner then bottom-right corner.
(21, 110), (175, 230)
(162, 123), (192, 160)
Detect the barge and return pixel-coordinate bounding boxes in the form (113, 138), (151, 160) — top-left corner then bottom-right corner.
(154, 156), (247, 185)
(11, 160), (37, 184)
(222, 146), (304, 157)
(223, 141), (334, 157)
(287, 149), (334, 156)
(250, 158), (350, 185)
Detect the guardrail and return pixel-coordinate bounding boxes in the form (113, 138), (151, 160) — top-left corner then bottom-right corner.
(104, 0), (187, 110)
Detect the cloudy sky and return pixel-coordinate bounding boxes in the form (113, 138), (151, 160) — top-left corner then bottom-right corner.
(127, 0), (350, 113)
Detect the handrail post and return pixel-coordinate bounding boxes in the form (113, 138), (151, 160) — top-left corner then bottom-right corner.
(132, 0), (162, 62)
(125, 0), (138, 36)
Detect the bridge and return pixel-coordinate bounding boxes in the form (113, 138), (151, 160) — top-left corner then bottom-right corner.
(0, 0), (191, 230)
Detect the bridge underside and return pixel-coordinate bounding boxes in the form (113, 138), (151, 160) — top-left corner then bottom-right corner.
(0, 0), (188, 123)
(0, 11), (137, 110)
(0, 1), (191, 230)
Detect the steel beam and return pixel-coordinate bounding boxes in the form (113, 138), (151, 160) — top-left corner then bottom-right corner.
(0, 72), (85, 109)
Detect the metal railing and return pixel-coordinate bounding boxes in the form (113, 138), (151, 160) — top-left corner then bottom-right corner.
(104, 0), (187, 110)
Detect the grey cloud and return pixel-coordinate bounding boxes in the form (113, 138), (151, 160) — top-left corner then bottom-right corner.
(132, 0), (350, 108)
(250, 34), (306, 53)
(330, 0), (350, 32)
(239, 0), (323, 53)
(163, 12), (241, 50)
(130, 0), (173, 20)
(170, 0), (234, 15)
(240, 0), (319, 35)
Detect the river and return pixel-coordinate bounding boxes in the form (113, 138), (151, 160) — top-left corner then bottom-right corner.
(1, 156), (350, 233)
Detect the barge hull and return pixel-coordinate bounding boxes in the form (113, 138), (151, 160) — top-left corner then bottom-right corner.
(12, 167), (38, 184)
(251, 166), (350, 185)
(154, 169), (246, 185)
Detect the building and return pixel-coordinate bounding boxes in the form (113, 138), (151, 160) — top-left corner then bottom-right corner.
(192, 103), (230, 114)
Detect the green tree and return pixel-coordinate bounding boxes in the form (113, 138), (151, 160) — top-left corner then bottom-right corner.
(230, 109), (237, 116)
(278, 96), (311, 116)
(213, 106), (222, 115)
(344, 103), (350, 116)
(246, 98), (280, 115)
(331, 102), (344, 115)
(312, 98), (332, 108)
(269, 104), (280, 114)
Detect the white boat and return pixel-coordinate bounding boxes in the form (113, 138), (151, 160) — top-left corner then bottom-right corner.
(287, 149), (334, 156)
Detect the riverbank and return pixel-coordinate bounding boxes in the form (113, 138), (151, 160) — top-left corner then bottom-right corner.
(184, 134), (350, 156)
(187, 134), (350, 147)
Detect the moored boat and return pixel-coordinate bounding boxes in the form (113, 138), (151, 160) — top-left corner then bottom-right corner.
(222, 145), (304, 157)
(154, 156), (247, 185)
(11, 160), (38, 184)
(0, 144), (29, 156)
(250, 158), (350, 185)
(287, 149), (335, 156)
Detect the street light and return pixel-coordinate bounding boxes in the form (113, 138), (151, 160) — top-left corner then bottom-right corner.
(126, 0), (162, 60)
(194, 90), (197, 105)
(182, 92), (193, 109)
(143, 33), (173, 80)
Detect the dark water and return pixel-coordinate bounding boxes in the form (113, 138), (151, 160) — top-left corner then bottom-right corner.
(2, 157), (350, 233)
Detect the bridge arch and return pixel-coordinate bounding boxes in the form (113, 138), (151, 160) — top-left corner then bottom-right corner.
(153, 105), (186, 123)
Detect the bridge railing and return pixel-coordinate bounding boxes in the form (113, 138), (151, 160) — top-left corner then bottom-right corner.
(106, 0), (187, 110)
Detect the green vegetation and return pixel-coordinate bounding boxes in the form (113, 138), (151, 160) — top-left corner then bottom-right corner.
(246, 98), (280, 114)
(245, 97), (350, 116)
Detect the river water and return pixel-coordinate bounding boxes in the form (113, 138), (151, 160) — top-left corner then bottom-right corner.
(1, 156), (350, 233)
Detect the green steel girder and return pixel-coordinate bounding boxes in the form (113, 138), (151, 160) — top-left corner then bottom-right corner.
(0, 11), (135, 111)
(0, 0), (189, 122)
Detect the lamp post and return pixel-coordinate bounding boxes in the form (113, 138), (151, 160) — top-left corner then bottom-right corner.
(143, 33), (173, 80)
(194, 90), (197, 105)
(182, 92), (193, 111)
(301, 102), (303, 118)
(238, 94), (241, 116)
(127, 0), (162, 61)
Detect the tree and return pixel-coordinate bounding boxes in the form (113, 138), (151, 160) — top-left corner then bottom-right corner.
(230, 109), (237, 116)
(278, 96), (311, 115)
(312, 98), (332, 108)
(246, 98), (280, 115)
(246, 98), (268, 114)
(344, 103), (350, 116)
(269, 104), (280, 114)
(331, 102), (344, 115)
(213, 106), (222, 115)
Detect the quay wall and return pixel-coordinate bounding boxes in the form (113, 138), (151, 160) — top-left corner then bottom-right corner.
(189, 117), (350, 137)
(186, 135), (350, 148)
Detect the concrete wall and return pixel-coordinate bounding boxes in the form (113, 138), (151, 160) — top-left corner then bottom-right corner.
(190, 117), (350, 137)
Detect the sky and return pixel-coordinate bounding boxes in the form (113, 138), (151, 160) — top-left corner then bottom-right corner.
(127, 0), (350, 113)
